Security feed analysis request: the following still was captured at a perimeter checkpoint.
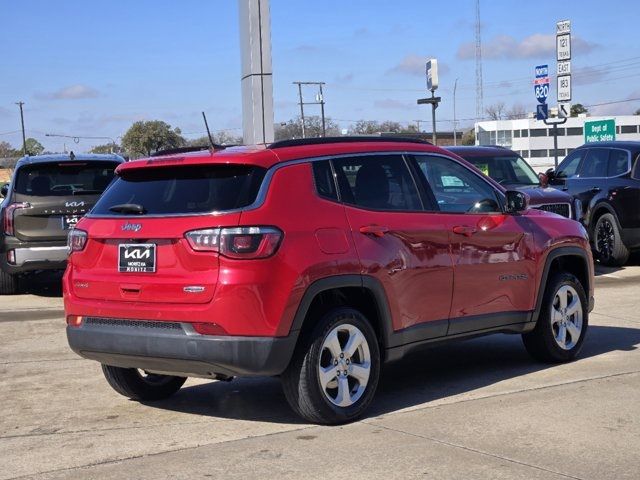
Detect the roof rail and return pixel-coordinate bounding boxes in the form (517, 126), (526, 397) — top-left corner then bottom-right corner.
(150, 145), (225, 157)
(268, 136), (433, 149)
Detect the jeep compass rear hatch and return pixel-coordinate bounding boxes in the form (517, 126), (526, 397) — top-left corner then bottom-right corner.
(68, 164), (266, 304)
(11, 161), (118, 241)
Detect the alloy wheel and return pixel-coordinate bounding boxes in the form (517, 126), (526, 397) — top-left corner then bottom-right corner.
(550, 285), (583, 350)
(318, 324), (371, 407)
(596, 218), (615, 260)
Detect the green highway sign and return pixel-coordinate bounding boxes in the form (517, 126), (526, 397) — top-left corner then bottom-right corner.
(584, 119), (616, 143)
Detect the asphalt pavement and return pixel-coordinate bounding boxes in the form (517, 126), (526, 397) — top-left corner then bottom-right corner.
(1, 265), (639, 480)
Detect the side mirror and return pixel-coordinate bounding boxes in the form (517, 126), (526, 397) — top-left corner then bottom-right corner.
(545, 168), (556, 181)
(0, 184), (8, 198)
(538, 172), (549, 188)
(505, 190), (529, 214)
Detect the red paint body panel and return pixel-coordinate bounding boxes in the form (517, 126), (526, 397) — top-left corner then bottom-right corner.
(64, 142), (594, 347)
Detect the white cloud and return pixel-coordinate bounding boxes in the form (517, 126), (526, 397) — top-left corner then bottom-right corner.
(388, 55), (449, 76)
(457, 34), (598, 60)
(36, 84), (101, 100)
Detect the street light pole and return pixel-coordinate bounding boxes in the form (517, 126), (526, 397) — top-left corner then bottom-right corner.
(453, 78), (459, 146)
(16, 102), (26, 155)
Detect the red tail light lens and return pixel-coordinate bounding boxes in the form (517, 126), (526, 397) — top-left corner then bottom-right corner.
(68, 229), (88, 253)
(184, 229), (220, 251)
(3, 202), (30, 236)
(185, 226), (283, 259)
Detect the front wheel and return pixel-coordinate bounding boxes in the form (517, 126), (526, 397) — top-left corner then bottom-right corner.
(101, 365), (186, 401)
(523, 273), (588, 363)
(594, 213), (629, 266)
(282, 307), (380, 425)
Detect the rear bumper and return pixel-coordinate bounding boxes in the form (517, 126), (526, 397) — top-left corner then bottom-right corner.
(0, 237), (67, 274)
(66, 317), (297, 378)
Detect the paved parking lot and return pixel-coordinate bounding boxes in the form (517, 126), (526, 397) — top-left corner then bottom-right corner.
(1, 264), (639, 480)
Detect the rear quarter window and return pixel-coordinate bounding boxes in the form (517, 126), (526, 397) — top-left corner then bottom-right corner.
(91, 165), (266, 215)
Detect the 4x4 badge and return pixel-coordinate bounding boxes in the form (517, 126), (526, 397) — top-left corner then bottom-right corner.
(122, 222), (142, 232)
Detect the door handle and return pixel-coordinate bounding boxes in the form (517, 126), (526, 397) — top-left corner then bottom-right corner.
(591, 186), (601, 193)
(452, 225), (478, 237)
(359, 225), (389, 237)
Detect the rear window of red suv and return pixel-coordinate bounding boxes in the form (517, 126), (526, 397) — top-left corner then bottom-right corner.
(91, 165), (266, 215)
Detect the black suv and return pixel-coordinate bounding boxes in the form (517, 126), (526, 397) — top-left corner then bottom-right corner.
(547, 141), (640, 266)
(0, 153), (124, 293)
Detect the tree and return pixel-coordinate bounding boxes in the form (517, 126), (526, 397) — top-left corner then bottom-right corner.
(347, 120), (406, 135)
(187, 131), (242, 147)
(506, 104), (527, 120)
(121, 120), (186, 157)
(634, 108), (640, 116)
(90, 143), (124, 154)
(0, 141), (19, 158)
(23, 138), (44, 156)
(274, 116), (340, 141)
(571, 104), (588, 117)
(462, 129), (475, 145)
(485, 102), (506, 120)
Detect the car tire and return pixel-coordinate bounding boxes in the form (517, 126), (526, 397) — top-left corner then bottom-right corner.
(523, 273), (588, 363)
(0, 270), (18, 295)
(101, 365), (186, 401)
(282, 307), (380, 425)
(594, 213), (629, 267)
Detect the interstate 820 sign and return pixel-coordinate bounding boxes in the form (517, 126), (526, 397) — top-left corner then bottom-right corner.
(534, 65), (550, 104)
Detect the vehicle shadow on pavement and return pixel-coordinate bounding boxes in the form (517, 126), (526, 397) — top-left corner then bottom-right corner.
(144, 324), (640, 424)
(19, 271), (63, 297)
(595, 253), (640, 276)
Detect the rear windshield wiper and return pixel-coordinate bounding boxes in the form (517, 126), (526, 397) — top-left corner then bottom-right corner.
(108, 203), (147, 215)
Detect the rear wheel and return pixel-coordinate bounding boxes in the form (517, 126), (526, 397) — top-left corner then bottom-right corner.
(523, 273), (588, 363)
(0, 270), (18, 295)
(282, 307), (380, 425)
(101, 365), (186, 401)
(594, 213), (629, 266)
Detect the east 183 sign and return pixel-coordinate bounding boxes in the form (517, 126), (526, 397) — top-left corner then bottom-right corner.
(557, 75), (571, 102)
(534, 64), (550, 104)
(584, 119), (616, 143)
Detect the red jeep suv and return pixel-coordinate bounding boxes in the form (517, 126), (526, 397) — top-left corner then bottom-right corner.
(65, 137), (594, 424)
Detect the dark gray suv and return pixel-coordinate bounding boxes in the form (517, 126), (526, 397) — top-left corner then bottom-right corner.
(0, 152), (123, 293)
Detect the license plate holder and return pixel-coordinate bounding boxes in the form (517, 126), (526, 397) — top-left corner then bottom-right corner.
(118, 243), (156, 273)
(63, 215), (81, 230)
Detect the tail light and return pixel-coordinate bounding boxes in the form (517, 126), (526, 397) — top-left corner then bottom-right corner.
(185, 226), (283, 259)
(68, 229), (88, 253)
(3, 202), (30, 236)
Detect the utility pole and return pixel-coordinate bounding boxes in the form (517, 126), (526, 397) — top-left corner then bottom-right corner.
(453, 78), (459, 146)
(293, 81), (326, 138)
(16, 102), (26, 155)
(414, 120), (424, 132)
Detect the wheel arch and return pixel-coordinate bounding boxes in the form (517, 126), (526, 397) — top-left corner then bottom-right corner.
(534, 246), (592, 324)
(288, 275), (393, 355)
(588, 201), (618, 234)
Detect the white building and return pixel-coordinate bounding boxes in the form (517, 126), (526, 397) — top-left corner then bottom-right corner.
(475, 115), (640, 171)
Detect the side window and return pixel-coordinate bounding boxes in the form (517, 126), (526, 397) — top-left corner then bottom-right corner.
(580, 149), (609, 178)
(413, 155), (501, 213)
(312, 160), (338, 201)
(332, 155), (422, 211)
(607, 150), (630, 177)
(556, 150), (583, 178)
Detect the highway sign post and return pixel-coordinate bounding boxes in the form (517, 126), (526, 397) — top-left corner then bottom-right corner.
(584, 119), (616, 143)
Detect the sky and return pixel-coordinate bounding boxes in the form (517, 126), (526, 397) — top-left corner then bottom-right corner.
(1, 0), (640, 153)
